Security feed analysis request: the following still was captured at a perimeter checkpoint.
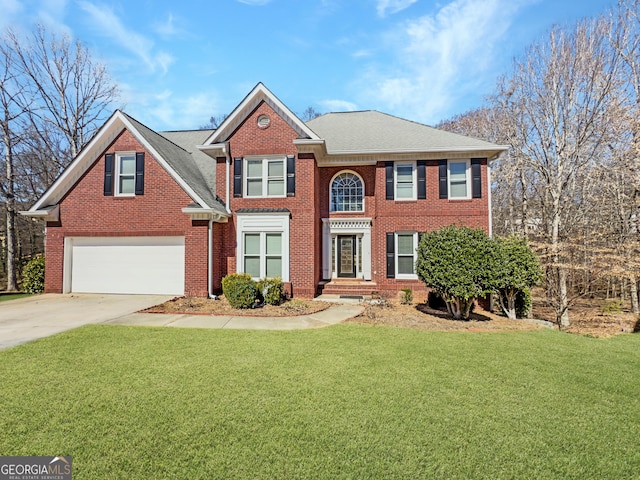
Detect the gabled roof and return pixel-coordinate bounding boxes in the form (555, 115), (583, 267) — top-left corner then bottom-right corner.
(203, 83), (319, 146)
(26, 110), (228, 217)
(306, 110), (507, 157)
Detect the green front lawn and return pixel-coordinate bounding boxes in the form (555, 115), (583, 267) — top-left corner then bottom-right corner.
(0, 325), (639, 479)
(0, 292), (32, 302)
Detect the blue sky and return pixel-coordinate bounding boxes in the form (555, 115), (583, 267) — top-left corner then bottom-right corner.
(1, 0), (615, 131)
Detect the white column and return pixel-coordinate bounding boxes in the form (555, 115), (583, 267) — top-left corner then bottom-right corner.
(322, 220), (331, 279)
(362, 228), (372, 280)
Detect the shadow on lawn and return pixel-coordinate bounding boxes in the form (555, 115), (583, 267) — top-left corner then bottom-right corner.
(415, 304), (492, 322)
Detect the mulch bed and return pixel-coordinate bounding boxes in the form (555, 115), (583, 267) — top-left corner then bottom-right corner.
(142, 295), (640, 337)
(142, 295), (330, 317)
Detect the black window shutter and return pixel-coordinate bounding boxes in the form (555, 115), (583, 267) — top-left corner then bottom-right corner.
(471, 158), (483, 198)
(438, 160), (448, 199)
(233, 157), (243, 198)
(286, 155), (296, 197)
(417, 160), (426, 199)
(386, 232), (395, 278)
(104, 153), (114, 196)
(385, 162), (394, 200)
(135, 152), (145, 195)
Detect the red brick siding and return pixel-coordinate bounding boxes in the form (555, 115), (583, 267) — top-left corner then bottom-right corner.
(44, 129), (209, 296)
(217, 103), (491, 299)
(220, 101), (321, 298)
(369, 159), (490, 296)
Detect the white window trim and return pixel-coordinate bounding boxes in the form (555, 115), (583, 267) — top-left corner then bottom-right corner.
(394, 161), (417, 201)
(244, 155), (287, 198)
(448, 159), (471, 200)
(115, 152), (136, 197)
(329, 170), (365, 213)
(395, 231), (418, 280)
(242, 232), (283, 280)
(321, 218), (372, 280)
(236, 213), (290, 282)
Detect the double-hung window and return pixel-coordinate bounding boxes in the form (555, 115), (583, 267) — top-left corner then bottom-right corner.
(243, 232), (283, 279)
(396, 232), (418, 279)
(448, 160), (471, 199)
(116, 153), (136, 196)
(394, 162), (416, 200)
(245, 156), (285, 197)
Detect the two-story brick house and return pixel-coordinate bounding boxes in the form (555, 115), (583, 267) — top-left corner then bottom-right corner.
(24, 83), (506, 299)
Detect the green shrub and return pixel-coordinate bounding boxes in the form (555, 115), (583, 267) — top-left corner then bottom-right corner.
(601, 300), (623, 315)
(21, 255), (45, 294)
(222, 273), (257, 309)
(400, 288), (413, 305)
(257, 277), (284, 306)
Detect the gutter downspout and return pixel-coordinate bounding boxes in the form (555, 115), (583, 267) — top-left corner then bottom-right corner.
(487, 160), (494, 312)
(487, 161), (493, 238)
(225, 143), (231, 214)
(208, 218), (214, 298)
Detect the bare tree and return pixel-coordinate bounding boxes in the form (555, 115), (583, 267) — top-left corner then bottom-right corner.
(490, 18), (622, 326)
(0, 25), (118, 289)
(7, 26), (118, 161)
(300, 106), (322, 121)
(0, 41), (30, 290)
(607, 0), (640, 312)
(200, 114), (227, 130)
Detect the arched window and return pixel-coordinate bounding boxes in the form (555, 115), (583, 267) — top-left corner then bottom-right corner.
(331, 172), (364, 212)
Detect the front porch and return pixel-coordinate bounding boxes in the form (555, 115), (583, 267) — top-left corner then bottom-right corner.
(322, 217), (372, 282)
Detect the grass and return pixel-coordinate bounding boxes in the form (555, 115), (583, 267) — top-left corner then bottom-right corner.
(0, 292), (32, 302)
(0, 325), (639, 479)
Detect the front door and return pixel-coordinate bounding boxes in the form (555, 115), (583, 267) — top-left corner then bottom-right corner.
(337, 235), (356, 278)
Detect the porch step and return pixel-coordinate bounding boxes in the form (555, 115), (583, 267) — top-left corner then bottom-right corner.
(319, 280), (378, 297)
(314, 294), (370, 304)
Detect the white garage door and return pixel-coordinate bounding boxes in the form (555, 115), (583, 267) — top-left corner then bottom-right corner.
(69, 236), (185, 295)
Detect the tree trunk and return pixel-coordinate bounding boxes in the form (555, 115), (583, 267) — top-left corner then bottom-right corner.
(499, 289), (517, 319)
(630, 276), (639, 315)
(4, 134), (17, 292)
(551, 190), (570, 326)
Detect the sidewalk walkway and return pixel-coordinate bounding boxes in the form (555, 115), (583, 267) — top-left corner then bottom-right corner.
(105, 303), (365, 331)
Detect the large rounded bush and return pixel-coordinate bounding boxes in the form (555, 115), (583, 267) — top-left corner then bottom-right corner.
(22, 255), (45, 294)
(222, 273), (257, 309)
(257, 277), (284, 306)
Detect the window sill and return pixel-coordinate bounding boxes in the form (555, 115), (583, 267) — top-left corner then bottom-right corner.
(244, 195), (287, 199)
(396, 274), (419, 280)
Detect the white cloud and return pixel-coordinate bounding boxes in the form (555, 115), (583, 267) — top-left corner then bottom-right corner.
(376, 0), (418, 17)
(359, 0), (534, 123)
(78, 1), (175, 75)
(319, 99), (359, 112)
(153, 13), (181, 38)
(0, 0), (22, 31)
(352, 49), (372, 58)
(0, 0), (71, 37)
(236, 0), (272, 5)
(120, 85), (222, 130)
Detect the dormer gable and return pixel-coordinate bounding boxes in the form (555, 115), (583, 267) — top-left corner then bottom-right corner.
(202, 83), (320, 146)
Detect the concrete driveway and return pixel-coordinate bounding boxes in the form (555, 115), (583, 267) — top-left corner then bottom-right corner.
(0, 293), (172, 351)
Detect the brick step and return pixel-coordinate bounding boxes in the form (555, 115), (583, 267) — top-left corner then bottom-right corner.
(319, 280), (378, 297)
